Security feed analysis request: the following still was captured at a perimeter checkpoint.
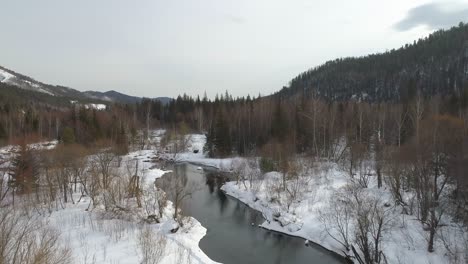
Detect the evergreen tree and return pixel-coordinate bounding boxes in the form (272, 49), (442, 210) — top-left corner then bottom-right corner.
(204, 124), (216, 157)
(62, 126), (75, 145)
(213, 112), (231, 157)
(11, 141), (38, 194)
(271, 101), (287, 142)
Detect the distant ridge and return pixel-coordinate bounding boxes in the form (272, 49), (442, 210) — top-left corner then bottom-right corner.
(84, 90), (173, 105)
(0, 65), (173, 105)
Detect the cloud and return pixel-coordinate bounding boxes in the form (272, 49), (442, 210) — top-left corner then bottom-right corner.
(394, 2), (468, 31)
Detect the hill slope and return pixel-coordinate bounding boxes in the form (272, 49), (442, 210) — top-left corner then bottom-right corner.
(84, 90), (173, 105)
(279, 23), (468, 102)
(0, 66), (172, 105)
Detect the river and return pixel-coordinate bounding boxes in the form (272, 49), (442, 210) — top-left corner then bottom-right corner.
(157, 163), (345, 264)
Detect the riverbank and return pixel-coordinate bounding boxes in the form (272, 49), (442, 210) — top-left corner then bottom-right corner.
(167, 163), (345, 264)
(0, 140), (219, 264)
(175, 133), (466, 264)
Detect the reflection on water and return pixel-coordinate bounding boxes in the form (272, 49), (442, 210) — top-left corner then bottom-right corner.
(161, 163), (344, 264)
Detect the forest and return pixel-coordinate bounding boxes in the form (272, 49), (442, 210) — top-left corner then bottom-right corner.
(0, 22), (468, 264)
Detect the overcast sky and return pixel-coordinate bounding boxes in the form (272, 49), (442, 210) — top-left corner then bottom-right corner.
(1, 0), (467, 98)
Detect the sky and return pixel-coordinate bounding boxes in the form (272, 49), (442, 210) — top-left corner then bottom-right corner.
(1, 0), (468, 99)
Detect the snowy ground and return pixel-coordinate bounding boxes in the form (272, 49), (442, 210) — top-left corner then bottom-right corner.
(3, 133), (466, 264)
(0, 68), (15, 82)
(161, 133), (241, 171)
(47, 151), (217, 264)
(172, 133), (467, 264)
(221, 164), (464, 264)
(0, 139), (218, 264)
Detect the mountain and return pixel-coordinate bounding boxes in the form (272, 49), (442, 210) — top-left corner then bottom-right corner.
(0, 66), (173, 105)
(0, 66), (88, 99)
(84, 90), (173, 105)
(278, 22), (468, 102)
(84, 90), (142, 104)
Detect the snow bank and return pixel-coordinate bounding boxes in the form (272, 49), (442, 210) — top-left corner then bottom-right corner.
(1, 137), (218, 264)
(48, 194), (217, 264)
(161, 133), (239, 171)
(221, 162), (464, 264)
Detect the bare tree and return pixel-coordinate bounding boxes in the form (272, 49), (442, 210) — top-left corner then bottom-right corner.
(285, 159), (311, 212)
(383, 147), (407, 206)
(85, 162), (103, 210)
(0, 156), (12, 205)
(410, 92), (424, 146)
(146, 101), (152, 148)
(318, 187), (353, 251)
(93, 149), (116, 190)
(137, 226), (167, 264)
(0, 207), (72, 264)
(156, 166), (200, 226)
(126, 159), (142, 208)
(391, 104), (407, 147)
(353, 194), (392, 264)
(142, 186), (167, 222)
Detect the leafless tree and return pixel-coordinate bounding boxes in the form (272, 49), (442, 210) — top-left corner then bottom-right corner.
(391, 104), (407, 147)
(0, 207), (72, 264)
(142, 186), (167, 222)
(156, 166), (200, 226)
(0, 156), (12, 205)
(318, 188), (353, 251)
(85, 162), (102, 210)
(126, 159), (142, 208)
(137, 226), (167, 264)
(93, 149), (116, 190)
(383, 148), (407, 207)
(285, 159), (311, 212)
(353, 194), (392, 264)
(410, 92), (424, 146)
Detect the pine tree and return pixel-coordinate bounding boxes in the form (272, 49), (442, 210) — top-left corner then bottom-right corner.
(115, 123), (128, 155)
(271, 101), (287, 142)
(11, 141), (38, 194)
(62, 126), (75, 145)
(204, 124), (216, 158)
(213, 112), (231, 157)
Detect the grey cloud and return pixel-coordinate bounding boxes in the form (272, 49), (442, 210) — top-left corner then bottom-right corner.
(395, 2), (468, 31)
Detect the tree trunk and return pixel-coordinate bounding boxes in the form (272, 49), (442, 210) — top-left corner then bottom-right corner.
(377, 166), (382, 189)
(428, 221), (435, 252)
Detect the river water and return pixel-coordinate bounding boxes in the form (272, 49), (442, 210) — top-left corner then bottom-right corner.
(158, 163), (345, 264)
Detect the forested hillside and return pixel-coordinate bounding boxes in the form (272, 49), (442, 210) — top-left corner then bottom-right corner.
(279, 22), (468, 102)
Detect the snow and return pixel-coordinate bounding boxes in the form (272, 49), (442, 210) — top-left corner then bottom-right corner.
(69, 101), (107, 110)
(221, 162), (465, 264)
(23, 79), (55, 96)
(0, 69), (55, 96)
(54, 149), (219, 264)
(85, 103), (107, 110)
(0, 140), (58, 157)
(167, 133), (466, 264)
(160, 133), (240, 171)
(47, 193), (216, 264)
(0, 68), (15, 83)
(0, 138), (218, 264)
(3, 132), (466, 263)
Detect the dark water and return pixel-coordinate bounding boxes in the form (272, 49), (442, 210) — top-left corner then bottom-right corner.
(159, 163), (345, 264)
